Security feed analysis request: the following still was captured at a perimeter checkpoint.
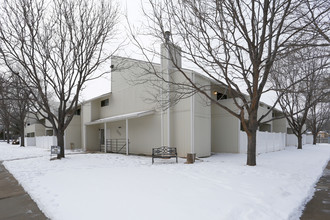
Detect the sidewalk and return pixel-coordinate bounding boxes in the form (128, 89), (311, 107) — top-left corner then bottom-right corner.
(0, 162), (48, 220)
(300, 160), (330, 220)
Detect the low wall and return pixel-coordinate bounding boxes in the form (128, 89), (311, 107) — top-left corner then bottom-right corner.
(24, 136), (57, 148)
(286, 134), (313, 146)
(36, 136), (57, 148)
(239, 131), (286, 154)
(25, 137), (36, 146)
(306, 135), (313, 144)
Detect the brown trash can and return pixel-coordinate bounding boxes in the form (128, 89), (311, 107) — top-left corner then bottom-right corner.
(186, 153), (196, 164)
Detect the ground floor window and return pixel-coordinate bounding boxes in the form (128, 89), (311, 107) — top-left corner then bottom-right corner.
(26, 132), (35, 137)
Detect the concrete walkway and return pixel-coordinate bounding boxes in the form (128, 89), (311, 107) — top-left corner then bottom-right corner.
(0, 162), (48, 220)
(300, 160), (330, 220)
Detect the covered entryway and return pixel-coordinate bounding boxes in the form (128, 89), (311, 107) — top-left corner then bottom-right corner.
(84, 110), (155, 155)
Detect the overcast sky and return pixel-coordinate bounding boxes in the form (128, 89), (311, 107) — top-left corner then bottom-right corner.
(81, 0), (278, 106)
(81, 0), (149, 101)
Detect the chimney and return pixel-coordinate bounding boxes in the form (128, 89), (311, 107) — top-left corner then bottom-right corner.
(161, 31), (182, 71)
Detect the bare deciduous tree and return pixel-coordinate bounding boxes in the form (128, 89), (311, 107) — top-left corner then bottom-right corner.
(272, 47), (328, 149)
(304, 0), (330, 44)
(131, 0), (309, 165)
(307, 102), (330, 145)
(7, 74), (31, 147)
(0, 76), (12, 143)
(0, 0), (119, 158)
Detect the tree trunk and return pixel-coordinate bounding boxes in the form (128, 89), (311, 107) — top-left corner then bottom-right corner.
(57, 130), (65, 159)
(19, 126), (25, 147)
(312, 133), (317, 145)
(6, 129), (10, 144)
(246, 108), (258, 166)
(297, 134), (303, 149)
(247, 129), (257, 166)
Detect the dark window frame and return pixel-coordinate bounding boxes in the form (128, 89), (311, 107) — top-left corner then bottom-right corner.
(101, 99), (109, 107)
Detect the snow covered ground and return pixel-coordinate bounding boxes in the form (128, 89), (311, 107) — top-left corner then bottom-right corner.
(1, 142), (329, 220)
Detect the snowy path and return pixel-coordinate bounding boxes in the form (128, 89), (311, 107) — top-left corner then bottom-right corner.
(1, 142), (329, 220)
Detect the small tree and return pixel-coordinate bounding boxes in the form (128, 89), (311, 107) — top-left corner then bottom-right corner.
(307, 102), (330, 144)
(8, 74), (31, 147)
(0, 0), (119, 158)
(0, 76), (12, 143)
(272, 46), (328, 149)
(0, 72), (30, 146)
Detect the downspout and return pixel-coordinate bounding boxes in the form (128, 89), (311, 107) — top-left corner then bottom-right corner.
(126, 119), (129, 155)
(161, 84), (164, 146)
(167, 43), (171, 147)
(191, 72), (195, 154)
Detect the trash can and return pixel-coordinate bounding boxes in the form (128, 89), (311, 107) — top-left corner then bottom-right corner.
(186, 153), (196, 164)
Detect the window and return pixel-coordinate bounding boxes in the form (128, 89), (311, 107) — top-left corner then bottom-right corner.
(101, 99), (109, 107)
(26, 132), (35, 137)
(75, 109), (81, 115)
(46, 130), (54, 136)
(216, 92), (227, 100)
(287, 128), (294, 134)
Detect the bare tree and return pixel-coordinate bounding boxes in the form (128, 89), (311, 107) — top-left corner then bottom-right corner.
(272, 46), (328, 149)
(307, 102), (330, 145)
(0, 76), (12, 143)
(0, 0), (119, 158)
(0, 72), (31, 146)
(131, 0), (309, 165)
(304, 0), (330, 44)
(8, 74), (31, 147)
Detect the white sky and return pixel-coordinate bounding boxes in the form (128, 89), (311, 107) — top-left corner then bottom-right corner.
(81, 0), (277, 106)
(81, 0), (149, 101)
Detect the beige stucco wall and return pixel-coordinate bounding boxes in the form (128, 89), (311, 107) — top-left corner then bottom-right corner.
(211, 98), (240, 153)
(64, 115), (82, 149)
(258, 104), (273, 124)
(85, 124), (100, 151)
(272, 117), (288, 133)
(193, 75), (211, 157)
(24, 124), (45, 137)
(171, 97), (192, 157)
(125, 114), (161, 155)
(110, 57), (158, 116)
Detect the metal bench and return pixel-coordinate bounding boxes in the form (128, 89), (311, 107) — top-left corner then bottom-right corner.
(152, 146), (178, 164)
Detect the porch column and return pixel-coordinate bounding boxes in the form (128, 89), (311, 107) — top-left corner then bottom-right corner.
(83, 125), (86, 151)
(126, 119), (129, 155)
(104, 123), (107, 153)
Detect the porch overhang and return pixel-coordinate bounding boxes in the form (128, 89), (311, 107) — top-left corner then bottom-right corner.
(85, 110), (155, 126)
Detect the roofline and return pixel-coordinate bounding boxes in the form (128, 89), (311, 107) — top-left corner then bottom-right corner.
(85, 109), (155, 125)
(81, 92), (112, 104)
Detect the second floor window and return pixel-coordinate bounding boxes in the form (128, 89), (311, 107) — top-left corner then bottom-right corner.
(75, 109), (81, 115)
(101, 99), (109, 107)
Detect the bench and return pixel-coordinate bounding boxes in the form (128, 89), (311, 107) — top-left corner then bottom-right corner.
(152, 146), (178, 164)
(50, 146), (61, 160)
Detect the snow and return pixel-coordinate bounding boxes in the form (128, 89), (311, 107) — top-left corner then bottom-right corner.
(1, 142), (329, 220)
(0, 142), (49, 161)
